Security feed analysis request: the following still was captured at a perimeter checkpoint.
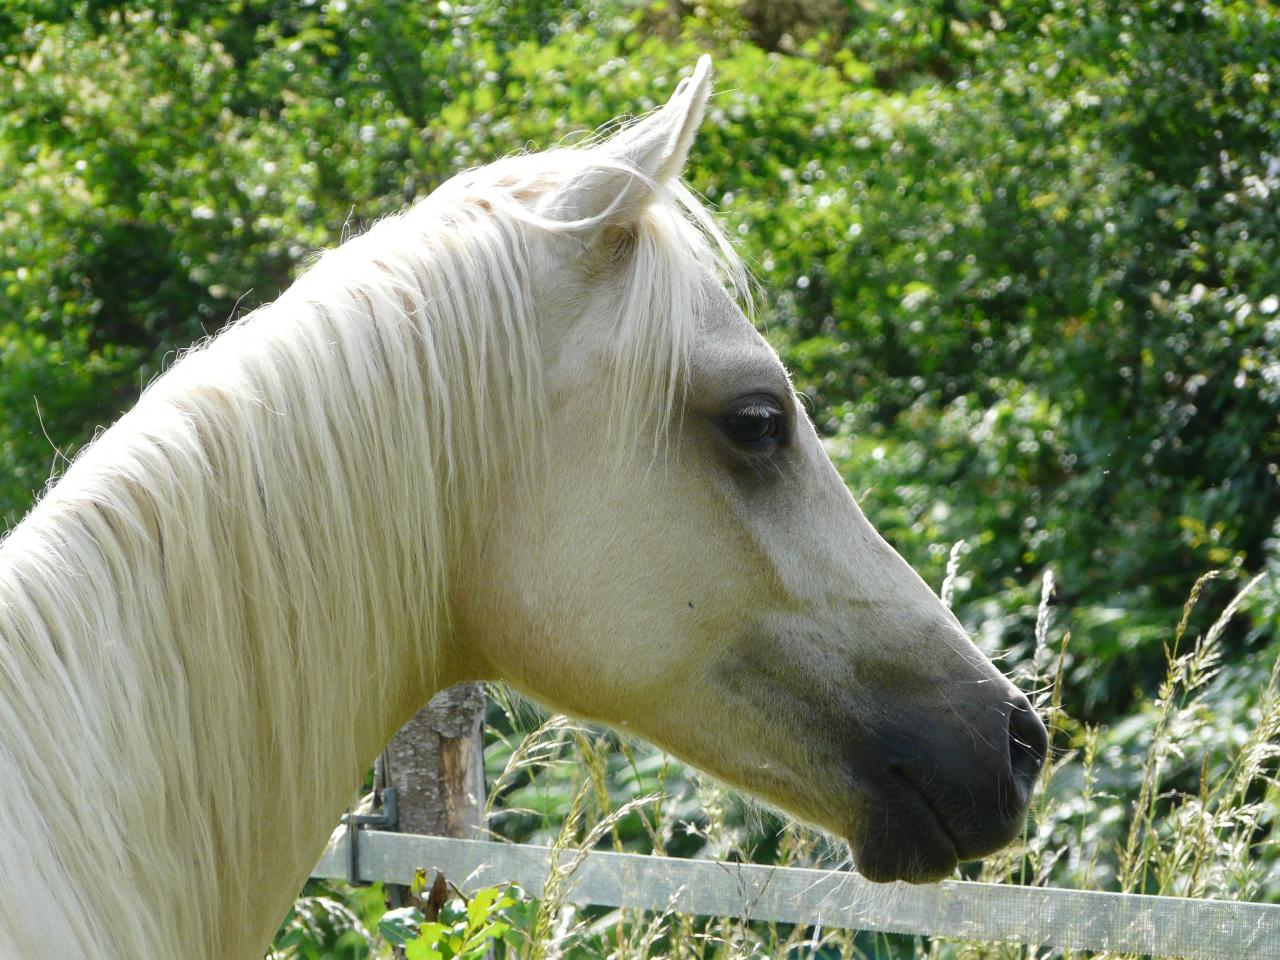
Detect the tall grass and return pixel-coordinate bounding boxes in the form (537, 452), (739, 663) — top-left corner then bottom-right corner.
(276, 568), (1279, 958)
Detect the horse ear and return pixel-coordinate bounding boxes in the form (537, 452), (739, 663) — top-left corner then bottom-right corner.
(553, 55), (713, 227)
(607, 54), (712, 189)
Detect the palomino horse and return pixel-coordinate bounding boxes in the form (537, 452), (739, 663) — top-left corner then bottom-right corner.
(0, 58), (1046, 958)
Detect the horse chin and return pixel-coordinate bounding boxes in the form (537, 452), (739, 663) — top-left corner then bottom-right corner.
(844, 786), (961, 884)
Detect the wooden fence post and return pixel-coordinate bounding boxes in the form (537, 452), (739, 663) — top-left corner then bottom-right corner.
(376, 682), (487, 909)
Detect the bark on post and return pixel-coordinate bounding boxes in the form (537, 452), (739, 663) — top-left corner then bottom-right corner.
(377, 682), (487, 908)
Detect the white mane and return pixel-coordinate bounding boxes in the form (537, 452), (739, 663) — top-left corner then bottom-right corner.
(0, 134), (744, 957)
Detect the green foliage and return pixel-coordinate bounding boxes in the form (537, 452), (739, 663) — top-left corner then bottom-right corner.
(271, 878), (527, 959)
(4, 0), (1276, 716)
(382, 885), (527, 960)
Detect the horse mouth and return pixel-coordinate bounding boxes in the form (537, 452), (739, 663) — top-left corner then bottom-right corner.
(894, 763), (968, 856)
(845, 768), (961, 884)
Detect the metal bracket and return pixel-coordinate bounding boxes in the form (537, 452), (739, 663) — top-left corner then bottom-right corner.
(340, 787), (398, 887)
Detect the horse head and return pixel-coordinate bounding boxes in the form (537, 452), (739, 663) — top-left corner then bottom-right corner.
(453, 58), (1048, 882)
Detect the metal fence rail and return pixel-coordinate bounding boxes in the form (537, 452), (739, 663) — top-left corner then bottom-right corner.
(313, 832), (1280, 960)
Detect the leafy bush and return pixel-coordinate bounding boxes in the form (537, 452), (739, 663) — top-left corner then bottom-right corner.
(272, 876), (527, 960)
(5, 0), (1275, 717)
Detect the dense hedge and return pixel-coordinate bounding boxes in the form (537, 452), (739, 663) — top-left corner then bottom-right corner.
(3, 1), (1278, 723)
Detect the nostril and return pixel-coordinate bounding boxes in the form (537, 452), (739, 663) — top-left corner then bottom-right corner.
(1007, 696), (1049, 804)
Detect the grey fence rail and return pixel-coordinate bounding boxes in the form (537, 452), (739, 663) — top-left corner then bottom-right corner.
(312, 832), (1280, 960)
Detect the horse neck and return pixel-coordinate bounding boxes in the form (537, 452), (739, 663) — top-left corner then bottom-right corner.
(0, 217), (531, 957)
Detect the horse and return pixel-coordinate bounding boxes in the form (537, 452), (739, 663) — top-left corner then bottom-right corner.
(0, 57), (1047, 958)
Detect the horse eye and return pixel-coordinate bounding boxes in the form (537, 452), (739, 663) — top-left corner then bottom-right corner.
(724, 404), (784, 448)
